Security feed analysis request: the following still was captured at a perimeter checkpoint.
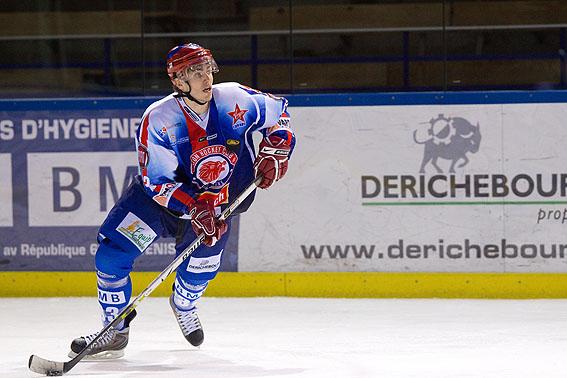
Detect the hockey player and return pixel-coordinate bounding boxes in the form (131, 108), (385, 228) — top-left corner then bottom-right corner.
(69, 43), (296, 359)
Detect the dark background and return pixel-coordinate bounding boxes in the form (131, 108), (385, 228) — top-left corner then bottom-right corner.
(0, 0), (566, 97)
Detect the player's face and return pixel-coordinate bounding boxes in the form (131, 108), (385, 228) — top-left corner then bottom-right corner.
(175, 60), (215, 103)
(187, 68), (214, 103)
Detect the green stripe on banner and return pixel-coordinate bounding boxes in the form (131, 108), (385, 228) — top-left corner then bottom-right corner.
(2, 272), (567, 298)
(362, 201), (567, 206)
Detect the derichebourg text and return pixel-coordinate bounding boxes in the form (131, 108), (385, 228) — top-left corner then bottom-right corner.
(362, 174), (567, 199)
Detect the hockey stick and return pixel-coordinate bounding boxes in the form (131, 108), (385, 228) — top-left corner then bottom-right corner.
(29, 177), (261, 376)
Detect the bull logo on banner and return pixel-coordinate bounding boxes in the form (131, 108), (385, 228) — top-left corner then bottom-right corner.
(413, 114), (481, 173)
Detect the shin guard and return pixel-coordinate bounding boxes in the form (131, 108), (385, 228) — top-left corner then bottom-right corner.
(97, 275), (132, 329)
(172, 276), (209, 311)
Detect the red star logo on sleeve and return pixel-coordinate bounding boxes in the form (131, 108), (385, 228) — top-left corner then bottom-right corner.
(227, 103), (248, 125)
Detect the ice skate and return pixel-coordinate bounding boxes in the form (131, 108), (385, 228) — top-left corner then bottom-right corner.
(68, 310), (137, 360)
(169, 295), (204, 347)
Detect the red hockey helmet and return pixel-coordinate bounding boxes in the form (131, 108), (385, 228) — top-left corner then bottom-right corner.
(166, 43), (219, 81)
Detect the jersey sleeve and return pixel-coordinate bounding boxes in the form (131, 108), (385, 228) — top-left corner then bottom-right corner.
(136, 109), (197, 214)
(253, 89), (296, 152)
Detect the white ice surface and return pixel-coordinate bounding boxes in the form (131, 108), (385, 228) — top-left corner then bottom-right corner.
(2, 297), (567, 377)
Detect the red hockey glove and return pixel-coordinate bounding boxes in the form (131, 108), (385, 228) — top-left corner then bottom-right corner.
(253, 135), (291, 189)
(188, 200), (227, 247)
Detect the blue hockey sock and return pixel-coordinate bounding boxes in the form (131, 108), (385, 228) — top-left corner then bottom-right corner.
(97, 275), (132, 329)
(172, 276), (209, 311)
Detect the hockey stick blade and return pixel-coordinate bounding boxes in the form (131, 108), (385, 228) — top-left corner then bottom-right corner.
(28, 177), (261, 376)
(28, 355), (65, 376)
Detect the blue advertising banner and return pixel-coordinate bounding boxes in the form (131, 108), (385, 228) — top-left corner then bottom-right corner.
(0, 99), (239, 272)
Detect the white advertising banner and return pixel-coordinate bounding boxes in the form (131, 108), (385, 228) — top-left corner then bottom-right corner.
(239, 104), (567, 272)
(27, 152), (137, 226)
(0, 154), (13, 226)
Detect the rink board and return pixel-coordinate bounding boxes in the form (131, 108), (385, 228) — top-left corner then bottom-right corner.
(3, 271), (567, 299)
(2, 91), (567, 297)
(239, 100), (567, 274)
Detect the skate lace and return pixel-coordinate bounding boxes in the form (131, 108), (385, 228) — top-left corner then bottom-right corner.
(176, 308), (202, 335)
(84, 329), (116, 347)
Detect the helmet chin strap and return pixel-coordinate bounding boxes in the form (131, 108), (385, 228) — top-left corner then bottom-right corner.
(173, 81), (208, 106)
(174, 91), (208, 106)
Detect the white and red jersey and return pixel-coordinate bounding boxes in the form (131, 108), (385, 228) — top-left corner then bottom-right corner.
(135, 82), (295, 215)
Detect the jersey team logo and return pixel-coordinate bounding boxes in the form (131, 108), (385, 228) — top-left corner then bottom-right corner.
(227, 103), (248, 128)
(198, 160), (227, 183)
(190, 145), (238, 188)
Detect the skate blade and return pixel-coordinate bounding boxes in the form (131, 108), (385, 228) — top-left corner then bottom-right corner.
(67, 349), (125, 360)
